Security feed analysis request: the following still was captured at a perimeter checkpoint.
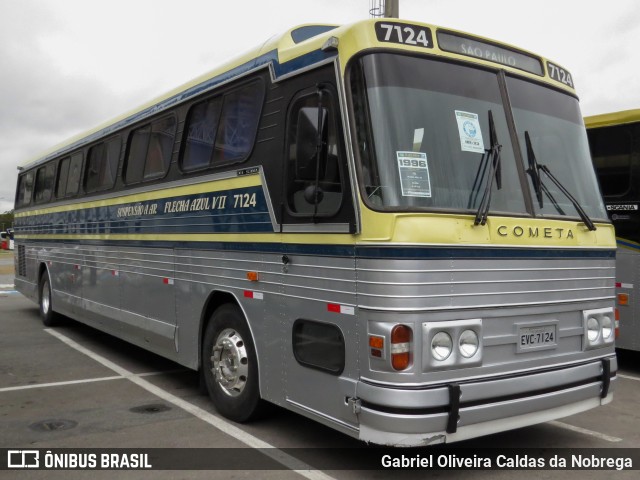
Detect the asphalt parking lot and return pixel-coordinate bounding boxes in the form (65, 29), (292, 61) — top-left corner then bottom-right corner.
(1, 250), (639, 479)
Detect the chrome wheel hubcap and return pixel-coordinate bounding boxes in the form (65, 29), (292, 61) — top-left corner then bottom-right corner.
(211, 328), (248, 397)
(42, 280), (50, 315)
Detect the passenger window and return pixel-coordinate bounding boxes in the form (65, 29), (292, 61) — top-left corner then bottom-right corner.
(125, 115), (176, 183)
(590, 125), (633, 197)
(34, 163), (55, 204)
(86, 137), (121, 192)
(66, 152), (83, 196)
(213, 82), (264, 165)
(181, 80), (264, 171)
(56, 157), (70, 198)
(285, 90), (343, 217)
(16, 171), (35, 208)
(182, 97), (223, 171)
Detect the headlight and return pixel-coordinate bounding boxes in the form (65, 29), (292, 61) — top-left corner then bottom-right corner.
(431, 332), (453, 361)
(601, 316), (613, 340)
(582, 308), (615, 350)
(459, 329), (479, 358)
(587, 317), (600, 342)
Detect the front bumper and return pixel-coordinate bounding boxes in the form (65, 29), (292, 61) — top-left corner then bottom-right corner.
(356, 357), (616, 446)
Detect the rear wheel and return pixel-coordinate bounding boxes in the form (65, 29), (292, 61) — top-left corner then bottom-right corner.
(202, 304), (264, 422)
(39, 271), (58, 327)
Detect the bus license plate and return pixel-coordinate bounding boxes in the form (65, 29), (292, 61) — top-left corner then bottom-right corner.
(517, 324), (557, 352)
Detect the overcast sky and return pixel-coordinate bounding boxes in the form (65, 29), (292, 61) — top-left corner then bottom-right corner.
(1, 0), (639, 213)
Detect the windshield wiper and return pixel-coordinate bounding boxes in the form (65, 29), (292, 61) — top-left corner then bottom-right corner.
(525, 131), (566, 215)
(524, 131), (596, 231)
(474, 110), (502, 226)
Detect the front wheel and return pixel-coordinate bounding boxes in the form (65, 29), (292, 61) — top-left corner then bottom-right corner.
(39, 271), (58, 327)
(202, 304), (264, 422)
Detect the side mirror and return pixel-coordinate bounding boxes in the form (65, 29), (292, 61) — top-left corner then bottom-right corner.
(303, 185), (325, 205)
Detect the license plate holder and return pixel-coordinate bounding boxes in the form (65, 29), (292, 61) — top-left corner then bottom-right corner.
(516, 322), (558, 353)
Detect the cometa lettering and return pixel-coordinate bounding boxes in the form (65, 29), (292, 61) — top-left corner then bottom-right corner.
(497, 225), (574, 239)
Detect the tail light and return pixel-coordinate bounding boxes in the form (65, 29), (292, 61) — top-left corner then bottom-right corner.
(391, 325), (412, 371)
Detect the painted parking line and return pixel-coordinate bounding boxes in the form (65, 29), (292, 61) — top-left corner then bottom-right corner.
(0, 376), (123, 393)
(0, 369), (187, 393)
(549, 420), (622, 443)
(618, 373), (640, 382)
(45, 328), (336, 480)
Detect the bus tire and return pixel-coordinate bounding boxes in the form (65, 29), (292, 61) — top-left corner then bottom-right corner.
(202, 304), (264, 422)
(39, 271), (57, 327)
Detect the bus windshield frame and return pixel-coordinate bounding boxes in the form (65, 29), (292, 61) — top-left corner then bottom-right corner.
(348, 51), (609, 222)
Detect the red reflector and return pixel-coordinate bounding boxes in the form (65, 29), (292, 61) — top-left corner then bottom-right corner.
(371, 348), (382, 358)
(327, 303), (341, 313)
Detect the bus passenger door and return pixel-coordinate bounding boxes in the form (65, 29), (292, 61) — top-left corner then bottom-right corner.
(280, 83), (359, 432)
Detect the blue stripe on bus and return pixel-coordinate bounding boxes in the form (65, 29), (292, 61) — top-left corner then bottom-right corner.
(616, 238), (640, 251)
(14, 186), (274, 235)
(14, 238), (616, 260)
(26, 48), (337, 169)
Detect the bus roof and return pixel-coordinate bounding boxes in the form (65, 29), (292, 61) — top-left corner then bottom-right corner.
(19, 18), (574, 171)
(584, 109), (640, 129)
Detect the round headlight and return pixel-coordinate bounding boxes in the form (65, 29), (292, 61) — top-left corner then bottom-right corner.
(587, 317), (600, 342)
(459, 329), (479, 358)
(431, 332), (453, 361)
(601, 316), (613, 339)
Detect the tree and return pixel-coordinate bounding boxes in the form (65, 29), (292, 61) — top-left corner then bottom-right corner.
(0, 210), (14, 231)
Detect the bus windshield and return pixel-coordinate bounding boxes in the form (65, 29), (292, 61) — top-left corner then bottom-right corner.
(350, 53), (607, 220)
(507, 76), (607, 220)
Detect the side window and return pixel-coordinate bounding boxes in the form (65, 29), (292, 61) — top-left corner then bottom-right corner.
(285, 89), (344, 217)
(16, 171), (35, 208)
(181, 80), (264, 171)
(182, 97), (222, 171)
(66, 152), (83, 196)
(85, 137), (121, 193)
(213, 82), (264, 165)
(125, 115), (176, 184)
(589, 125), (633, 197)
(56, 157), (70, 198)
(34, 163), (55, 204)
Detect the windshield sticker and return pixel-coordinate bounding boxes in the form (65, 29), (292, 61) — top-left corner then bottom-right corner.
(397, 151), (431, 197)
(413, 128), (424, 151)
(455, 111), (485, 153)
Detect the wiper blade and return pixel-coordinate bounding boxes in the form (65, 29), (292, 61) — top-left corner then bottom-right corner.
(474, 110), (502, 226)
(524, 131), (596, 231)
(525, 132), (566, 215)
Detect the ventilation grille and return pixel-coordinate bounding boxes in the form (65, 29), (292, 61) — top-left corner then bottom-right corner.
(17, 245), (26, 277)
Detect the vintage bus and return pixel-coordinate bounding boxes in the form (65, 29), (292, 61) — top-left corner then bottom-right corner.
(13, 18), (616, 446)
(586, 109), (640, 352)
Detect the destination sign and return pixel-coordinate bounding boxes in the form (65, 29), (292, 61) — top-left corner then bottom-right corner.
(437, 31), (543, 76)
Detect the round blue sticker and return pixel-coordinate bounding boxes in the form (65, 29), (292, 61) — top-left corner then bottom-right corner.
(463, 121), (477, 138)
